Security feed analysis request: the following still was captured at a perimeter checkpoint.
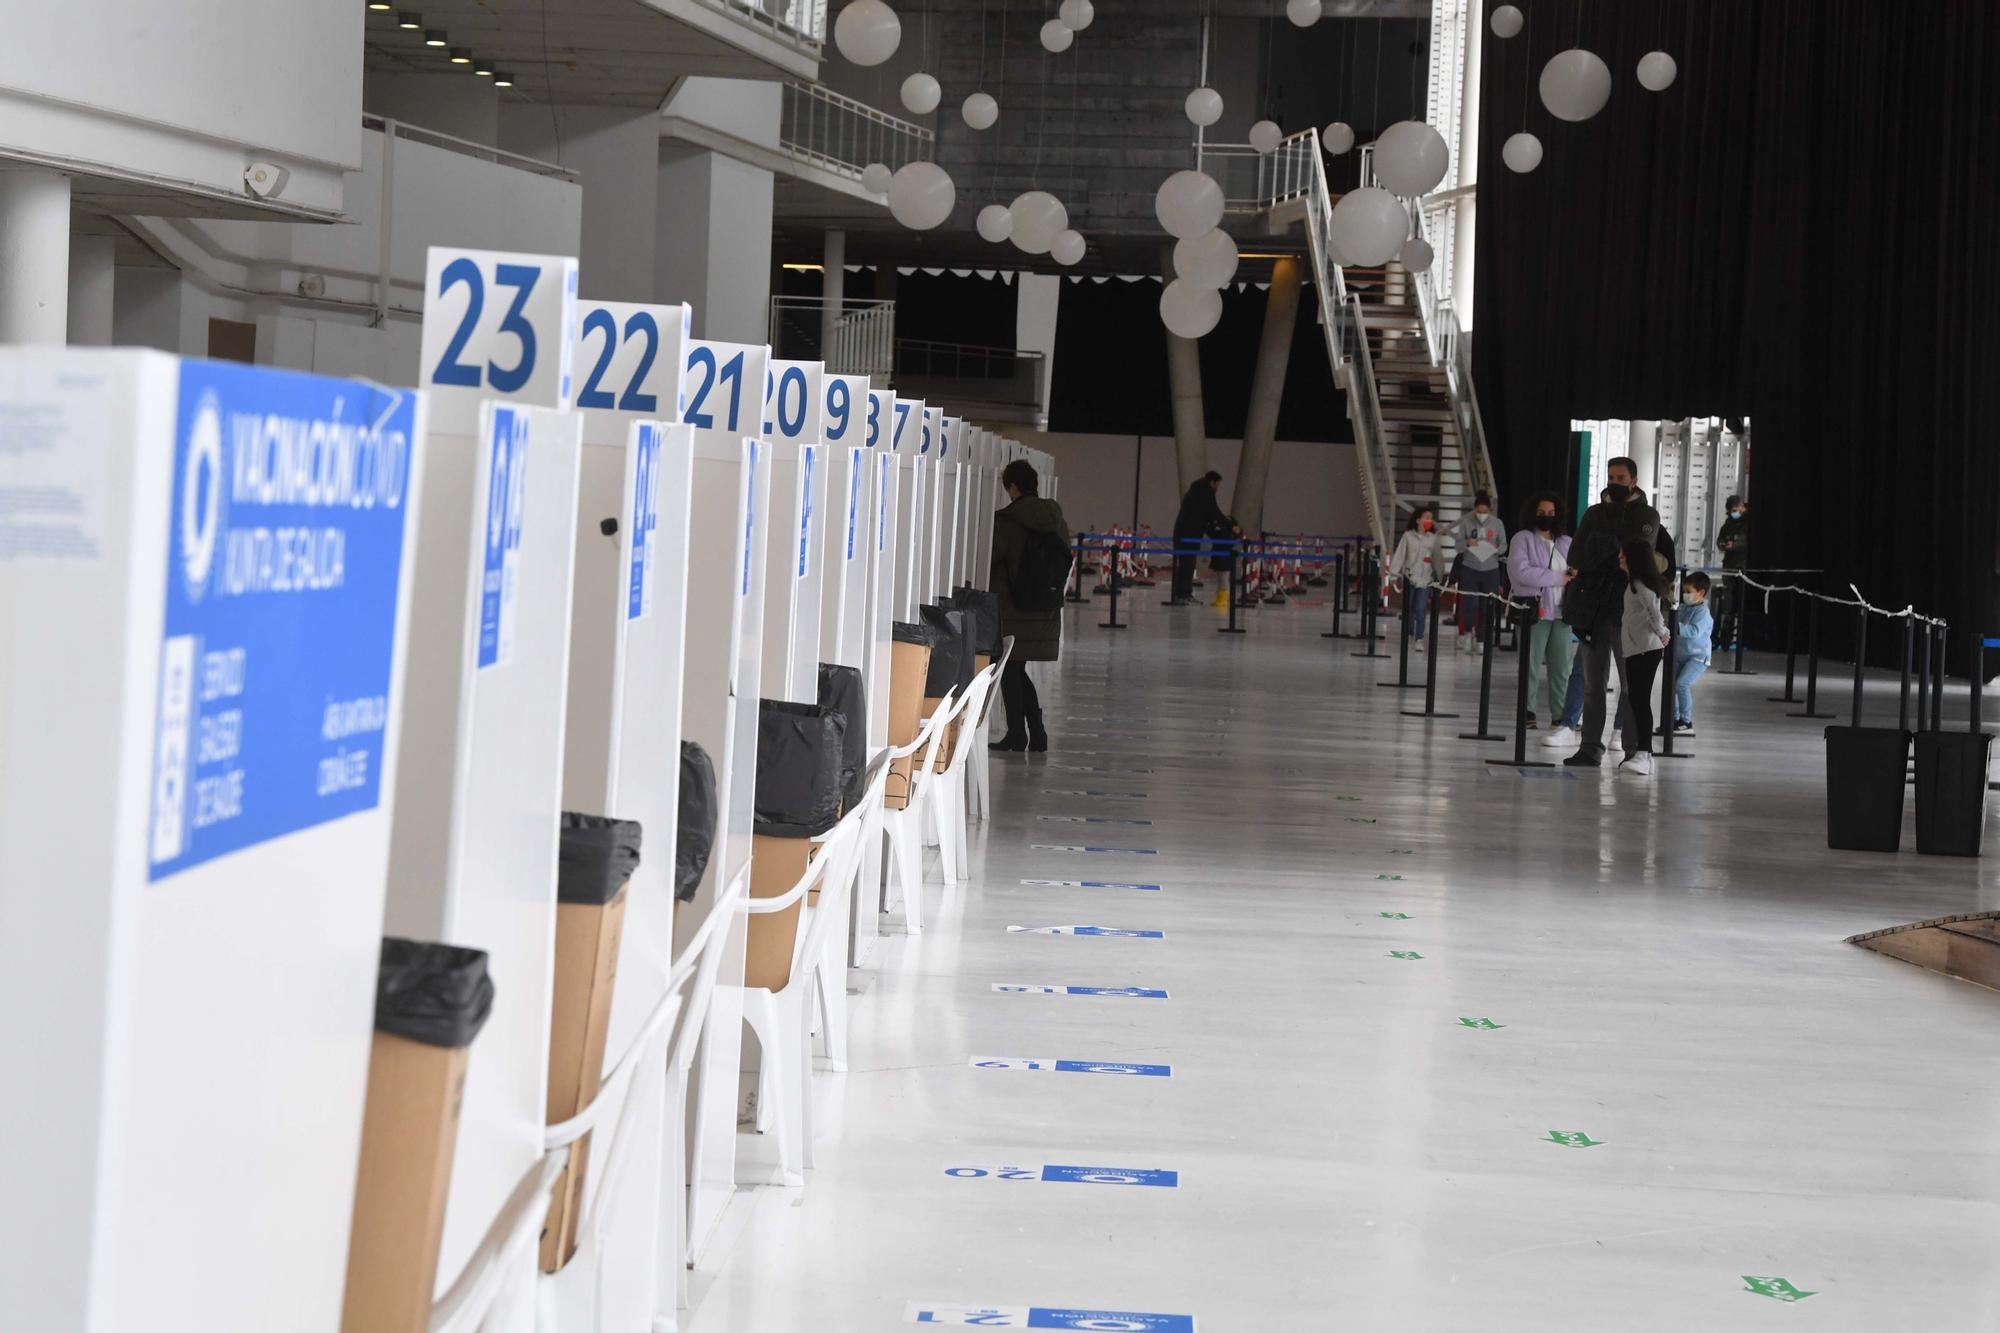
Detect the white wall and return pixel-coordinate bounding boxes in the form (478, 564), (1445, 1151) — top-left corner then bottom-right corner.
(499, 105), (661, 301)
(0, 1), (362, 213)
(1000, 429), (1370, 542)
(656, 148), (774, 343)
(366, 72), (500, 148)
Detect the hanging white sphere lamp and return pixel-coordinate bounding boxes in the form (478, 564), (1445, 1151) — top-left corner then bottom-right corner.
(1489, 4), (1524, 39)
(833, 0), (901, 66)
(860, 161), (893, 195)
(976, 203), (1013, 242)
(887, 160), (955, 230)
(1058, 0), (1094, 31)
(1540, 48), (1613, 122)
(1249, 120), (1284, 155)
(1174, 228), (1240, 289)
(1501, 131), (1544, 173)
(1636, 51), (1678, 92)
(1286, 0), (1321, 27)
(1051, 229), (1087, 266)
(1322, 121), (1355, 154)
(1373, 120), (1450, 196)
(1185, 87), (1224, 128)
(962, 91), (999, 129)
(1040, 18), (1073, 53)
(1154, 169), (1224, 240)
(1328, 186), (1407, 267)
(900, 72), (941, 115)
(1160, 279), (1224, 339)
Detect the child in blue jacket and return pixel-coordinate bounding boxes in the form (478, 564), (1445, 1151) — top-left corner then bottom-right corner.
(1672, 571), (1715, 732)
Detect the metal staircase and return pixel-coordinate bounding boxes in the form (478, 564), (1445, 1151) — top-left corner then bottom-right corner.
(1281, 127), (1495, 558)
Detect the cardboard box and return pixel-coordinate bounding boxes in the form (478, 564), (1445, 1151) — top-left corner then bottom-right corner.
(747, 835), (820, 991)
(340, 1033), (471, 1333)
(540, 887), (629, 1272)
(885, 638), (932, 809)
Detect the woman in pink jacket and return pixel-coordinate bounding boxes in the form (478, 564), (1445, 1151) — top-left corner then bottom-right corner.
(1507, 491), (1575, 739)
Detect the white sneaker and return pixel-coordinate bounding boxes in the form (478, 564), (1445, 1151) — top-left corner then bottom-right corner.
(1414, 639), (1426, 653)
(1540, 725), (1579, 748)
(1606, 732), (1624, 754)
(1618, 751), (1653, 777)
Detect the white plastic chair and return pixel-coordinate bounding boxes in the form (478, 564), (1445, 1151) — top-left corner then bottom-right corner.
(930, 662), (998, 884)
(740, 814), (860, 1186)
(880, 689), (956, 935)
(812, 752), (894, 1076)
(967, 635), (1017, 824)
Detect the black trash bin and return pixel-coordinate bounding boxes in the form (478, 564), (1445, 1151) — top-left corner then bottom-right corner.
(951, 585), (1002, 656)
(1914, 730), (1994, 857)
(1825, 726), (1912, 852)
(754, 699), (847, 837)
(920, 603), (973, 694)
(677, 741), (718, 902)
(817, 662), (868, 808)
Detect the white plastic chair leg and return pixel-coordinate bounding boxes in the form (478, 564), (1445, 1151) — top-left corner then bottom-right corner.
(816, 924), (849, 1072)
(892, 813), (925, 934)
(933, 783), (961, 884)
(797, 980), (821, 1171)
(740, 988), (802, 1186)
(970, 742), (991, 822)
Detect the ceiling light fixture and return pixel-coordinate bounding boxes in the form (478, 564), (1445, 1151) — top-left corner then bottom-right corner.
(449, 47), (472, 64)
(493, 71), (515, 87)
(398, 10), (421, 27)
(367, 2), (393, 10)
(424, 29), (448, 47)
(474, 61), (495, 77)
(782, 263), (826, 273)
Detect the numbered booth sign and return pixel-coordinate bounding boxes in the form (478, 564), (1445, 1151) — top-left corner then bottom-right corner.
(572, 299), (692, 441)
(757, 360), (827, 701)
(682, 338), (769, 442)
(891, 397), (928, 620)
(919, 407), (946, 602)
(419, 246), (579, 436)
(818, 374), (872, 668)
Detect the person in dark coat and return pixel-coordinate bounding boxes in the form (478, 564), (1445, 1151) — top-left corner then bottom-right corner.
(989, 459), (1071, 752)
(1714, 494), (1749, 649)
(1561, 457), (1663, 768)
(1170, 470), (1240, 605)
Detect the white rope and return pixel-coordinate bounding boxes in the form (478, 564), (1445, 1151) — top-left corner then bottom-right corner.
(1723, 570), (1946, 630)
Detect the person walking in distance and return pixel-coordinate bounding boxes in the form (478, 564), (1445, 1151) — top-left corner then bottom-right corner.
(1389, 506), (1444, 653)
(1714, 494), (1749, 650)
(1615, 542), (1671, 778)
(1450, 492), (1507, 652)
(1170, 470), (1240, 607)
(1507, 492), (1576, 744)
(989, 459), (1072, 753)
(1562, 461), (1663, 767)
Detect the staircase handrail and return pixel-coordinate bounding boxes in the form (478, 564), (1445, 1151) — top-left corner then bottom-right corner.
(1403, 204), (1496, 503)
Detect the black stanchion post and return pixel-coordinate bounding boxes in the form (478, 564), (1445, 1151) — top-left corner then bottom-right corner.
(1931, 624), (1946, 732)
(1404, 590), (1460, 718)
(1789, 597), (1835, 719)
(1898, 615), (1914, 731)
(1768, 593), (1800, 702)
(1067, 535), (1087, 602)
(1218, 542), (1246, 635)
(1489, 607), (1555, 768)
(1322, 551), (1347, 639)
(1459, 595), (1506, 742)
(1352, 551), (1391, 659)
(1916, 618), (1932, 731)
(1379, 581), (1420, 688)
(1851, 606), (1868, 727)
(1718, 575), (1758, 675)
(1658, 573), (1690, 759)
(1098, 549), (1126, 630)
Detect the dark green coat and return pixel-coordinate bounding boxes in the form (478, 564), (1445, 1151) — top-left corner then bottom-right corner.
(989, 495), (1071, 662)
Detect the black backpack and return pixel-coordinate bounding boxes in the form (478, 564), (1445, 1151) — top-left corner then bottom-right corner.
(1006, 515), (1072, 612)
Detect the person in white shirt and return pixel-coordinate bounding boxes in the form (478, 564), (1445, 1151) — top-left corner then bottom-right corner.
(1389, 506), (1442, 652)
(1449, 491), (1507, 652)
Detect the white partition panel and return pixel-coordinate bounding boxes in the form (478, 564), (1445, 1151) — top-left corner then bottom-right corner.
(888, 394), (927, 620)
(759, 359), (825, 702)
(676, 337), (771, 1265)
(855, 439), (900, 968)
(382, 397), (581, 1312)
(938, 415), (965, 594)
(818, 373), (870, 669)
(0, 351), (424, 1332)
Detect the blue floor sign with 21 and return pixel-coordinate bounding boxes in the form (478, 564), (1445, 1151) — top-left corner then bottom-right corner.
(908, 1302), (1195, 1329)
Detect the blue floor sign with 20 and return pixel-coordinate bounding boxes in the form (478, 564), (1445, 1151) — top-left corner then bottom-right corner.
(908, 1302), (1195, 1329)
(969, 1057), (1173, 1077)
(944, 1164), (1179, 1187)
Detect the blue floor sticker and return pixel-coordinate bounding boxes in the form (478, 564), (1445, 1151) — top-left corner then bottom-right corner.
(908, 1303), (1195, 1330)
(969, 1057), (1174, 1077)
(1039, 815), (1155, 826)
(945, 1164), (1179, 1187)
(992, 984), (1170, 999)
(1019, 879), (1165, 892)
(1045, 789), (1150, 800)
(1030, 845), (1159, 855)
(1007, 925), (1166, 938)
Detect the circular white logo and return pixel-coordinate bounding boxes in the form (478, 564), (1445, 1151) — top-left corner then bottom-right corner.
(180, 393), (224, 603)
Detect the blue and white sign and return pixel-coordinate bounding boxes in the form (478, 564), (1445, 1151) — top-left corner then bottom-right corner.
(866, 389), (892, 449)
(970, 1057), (1174, 1078)
(683, 340), (769, 437)
(1006, 926), (1165, 939)
(1030, 846), (1159, 856)
(573, 299), (690, 428)
(1049, 766), (1157, 776)
(846, 455), (862, 561)
(1038, 816), (1154, 826)
(1018, 879), (1164, 892)
(627, 422), (662, 621)
(907, 1302), (1195, 1330)
(797, 444), (816, 577)
(944, 1165), (1178, 1188)
(419, 247), (577, 434)
(1044, 790), (1149, 800)
(891, 398), (918, 452)
(742, 438), (759, 597)
(148, 361), (416, 881)
(877, 452), (893, 551)
(762, 359), (824, 442)
(823, 374), (863, 447)
(992, 984), (1169, 999)
(476, 405), (528, 669)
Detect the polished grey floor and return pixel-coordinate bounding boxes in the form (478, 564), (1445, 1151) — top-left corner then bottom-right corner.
(693, 594), (2000, 1331)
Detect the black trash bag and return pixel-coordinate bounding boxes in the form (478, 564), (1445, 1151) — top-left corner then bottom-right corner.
(816, 663), (868, 808)
(919, 603), (974, 694)
(951, 585), (1002, 656)
(374, 937), (495, 1049)
(557, 812), (643, 906)
(755, 699), (847, 837)
(677, 741), (718, 902)
(894, 619), (939, 649)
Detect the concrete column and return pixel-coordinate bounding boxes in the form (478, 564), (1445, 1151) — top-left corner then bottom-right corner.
(0, 168), (72, 345)
(655, 147), (773, 342)
(820, 229), (846, 356)
(1163, 245), (1209, 492)
(1232, 256), (1303, 537)
(66, 235), (115, 347)
(1015, 272), (1061, 426)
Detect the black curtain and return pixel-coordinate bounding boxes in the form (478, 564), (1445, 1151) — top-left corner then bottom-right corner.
(1474, 0), (2000, 669)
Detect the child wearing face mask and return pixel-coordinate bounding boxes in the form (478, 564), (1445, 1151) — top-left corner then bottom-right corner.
(1450, 492), (1508, 653)
(1672, 570), (1714, 732)
(1389, 507), (1442, 652)
(1508, 492), (1574, 739)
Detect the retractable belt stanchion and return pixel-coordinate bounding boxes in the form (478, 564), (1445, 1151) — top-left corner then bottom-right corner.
(1916, 618), (1933, 731)
(1322, 551), (1348, 640)
(1789, 597), (1836, 719)
(1899, 615), (1915, 732)
(1219, 542), (1247, 635)
(1067, 535), (1088, 602)
(1931, 624), (1946, 732)
(1458, 593), (1506, 741)
(1352, 551), (1391, 659)
(1657, 572), (1691, 759)
(1099, 542), (1127, 630)
(1379, 579), (1422, 689)
(1768, 592), (1801, 703)
(1850, 606), (1869, 727)
(1718, 573), (1758, 675)
(1489, 606), (1555, 769)
(1403, 593), (1459, 719)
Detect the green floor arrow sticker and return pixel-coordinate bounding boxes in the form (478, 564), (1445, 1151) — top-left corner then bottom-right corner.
(1336, 795), (1363, 802)
(1545, 1130), (1601, 1148)
(1743, 1277), (1816, 1303)
(1458, 1017), (1504, 1030)
(1375, 873), (1404, 881)
(1390, 848), (1415, 854)
(1379, 911), (1411, 920)
(1389, 950), (1422, 960)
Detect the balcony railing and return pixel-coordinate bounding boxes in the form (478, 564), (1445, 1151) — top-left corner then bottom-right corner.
(1199, 138), (1316, 215)
(779, 82), (933, 181)
(892, 338), (1045, 411)
(712, 0), (827, 45)
(768, 296), (896, 381)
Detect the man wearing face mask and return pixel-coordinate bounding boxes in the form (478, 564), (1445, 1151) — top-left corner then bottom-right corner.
(1714, 494), (1749, 649)
(1561, 457), (1663, 766)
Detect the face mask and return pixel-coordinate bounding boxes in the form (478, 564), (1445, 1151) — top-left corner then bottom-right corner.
(1418, 519), (1434, 532)
(1605, 484), (1632, 504)
(1474, 510), (1490, 521)
(1534, 515), (1556, 532)
(1729, 509), (1743, 519)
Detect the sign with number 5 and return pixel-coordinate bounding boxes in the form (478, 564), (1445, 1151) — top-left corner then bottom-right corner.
(419, 246), (578, 435)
